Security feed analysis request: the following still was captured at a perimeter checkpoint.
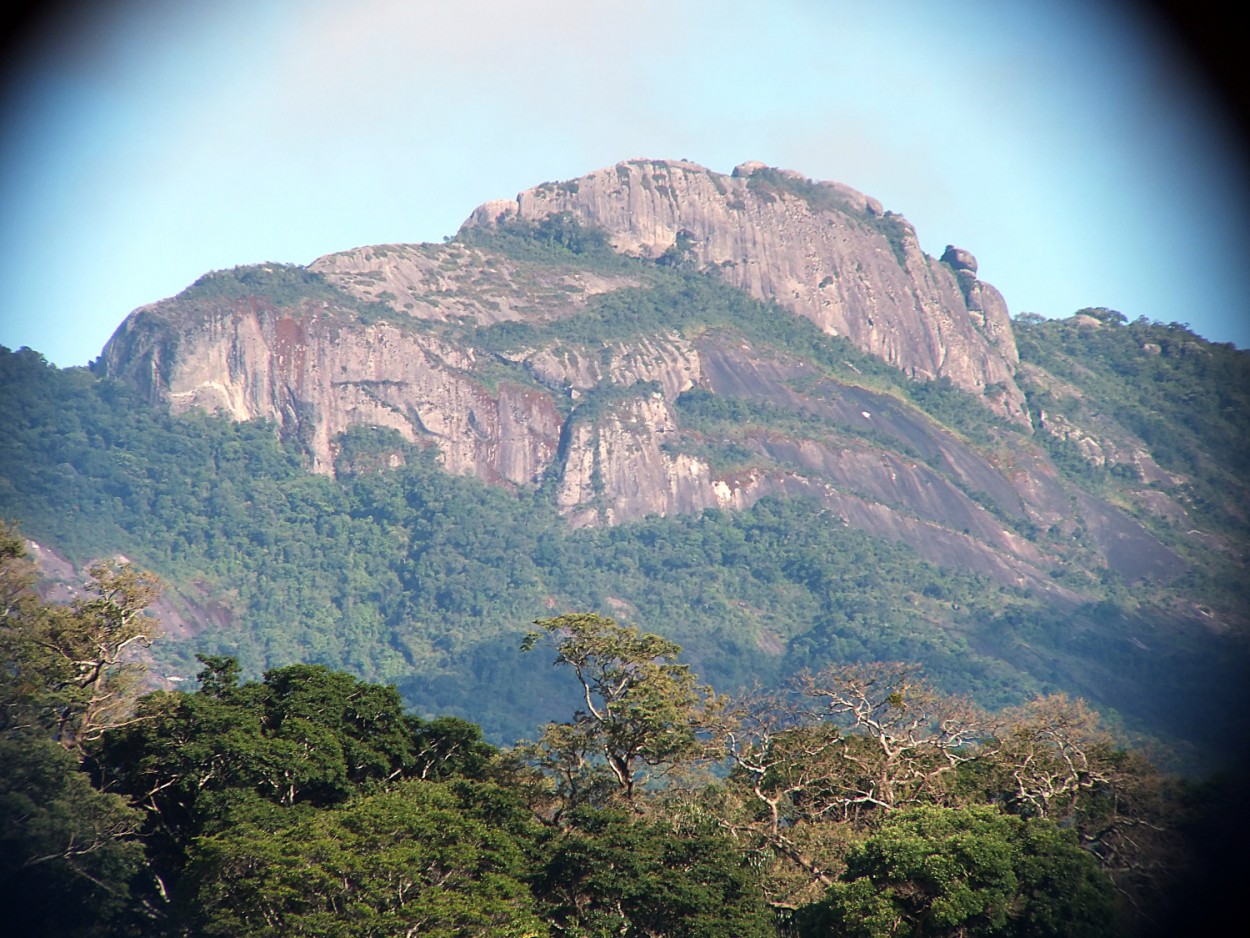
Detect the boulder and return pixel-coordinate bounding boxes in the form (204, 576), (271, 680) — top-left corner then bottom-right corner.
(941, 244), (978, 274)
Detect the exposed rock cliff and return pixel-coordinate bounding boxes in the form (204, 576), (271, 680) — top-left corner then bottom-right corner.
(99, 160), (1184, 595)
(462, 159), (1026, 424)
(103, 288), (565, 480)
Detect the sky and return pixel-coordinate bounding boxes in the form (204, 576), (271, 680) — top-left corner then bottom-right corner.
(1, 0), (1247, 368)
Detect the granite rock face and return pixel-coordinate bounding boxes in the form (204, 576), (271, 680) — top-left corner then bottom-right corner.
(463, 159), (1027, 424)
(101, 289), (565, 481)
(99, 160), (1184, 592)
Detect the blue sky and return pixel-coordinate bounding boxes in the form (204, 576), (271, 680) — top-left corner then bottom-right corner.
(1, 0), (1246, 368)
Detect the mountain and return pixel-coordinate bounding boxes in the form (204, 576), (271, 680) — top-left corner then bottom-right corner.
(460, 160), (1024, 411)
(5, 159), (1248, 754)
(98, 159), (1183, 592)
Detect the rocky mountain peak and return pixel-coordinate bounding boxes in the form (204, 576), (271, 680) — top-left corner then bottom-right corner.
(97, 158), (1189, 598)
(462, 159), (1026, 424)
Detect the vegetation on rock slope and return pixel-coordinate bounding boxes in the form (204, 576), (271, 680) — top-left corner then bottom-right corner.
(3, 165), (1247, 935)
(2, 338), (1243, 758)
(5, 549), (1236, 936)
(2, 226), (1247, 759)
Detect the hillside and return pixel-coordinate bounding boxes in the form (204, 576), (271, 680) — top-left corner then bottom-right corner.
(2, 160), (1247, 758)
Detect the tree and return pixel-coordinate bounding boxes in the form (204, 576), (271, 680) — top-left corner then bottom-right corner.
(0, 521), (41, 730)
(532, 211), (611, 255)
(183, 779), (547, 938)
(0, 547), (160, 755)
(707, 666), (994, 909)
(709, 687), (850, 906)
(104, 659), (488, 812)
(978, 695), (1185, 926)
(707, 667), (985, 910)
(797, 662), (986, 814)
(984, 694), (1115, 819)
(0, 523), (154, 935)
(0, 735), (147, 937)
(522, 613), (715, 804)
(797, 805), (1116, 938)
(0, 520), (35, 622)
(95, 659), (505, 928)
(532, 805), (776, 938)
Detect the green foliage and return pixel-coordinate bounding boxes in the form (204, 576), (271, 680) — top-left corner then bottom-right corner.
(2, 507), (1208, 937)
(560, 497), (1023, 708)
(0, 347), (1023, 743)
(3, 339), (1244, 758)
(673, 387), (834, 442)
(904, 375), (998, 444)
(529, 211), (612, 256)
(457, 214), (627, 273)
(552, 272), (1003, 443)
(523, 614), (713, 801)
(1014, 313), (1250, 538)
(656, 228), (699, 269)
(0, 736), (146, 937)
(178, 263), (408, 326)
(98, 660), (493, 852)
(745, 168), (864, 215)
(744, 168), (915, 266)
(89, 661), (508, 933)
(0, 529), (153, 936)
(0, 350), (572, 737)
(27, 563), (160, 752)
(797, 805), (1116, 938)
(2, 239), (1247, 767)
(184, 780), (547, 938)
(0, 519), (162, 757)
(0, 538), (1199, 938)
(534, 807), (775, 938)
(180, 264), (339, 305)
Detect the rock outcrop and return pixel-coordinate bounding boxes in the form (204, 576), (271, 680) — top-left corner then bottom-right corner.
(99, 159), (1184, 593)
(103, 293), (565, 480)
(462, 159), (1027, 424)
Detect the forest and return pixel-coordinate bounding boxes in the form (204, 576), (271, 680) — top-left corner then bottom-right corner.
(2, 531), (1240, 936)
(1, 332), (1245, 759)
(2, 218), (1248, 934)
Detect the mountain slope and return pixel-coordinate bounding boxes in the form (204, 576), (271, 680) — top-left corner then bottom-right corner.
(462, 159), (1023, 415)
(98, 161), (1189, 596)
(4, 160), (1246, 755)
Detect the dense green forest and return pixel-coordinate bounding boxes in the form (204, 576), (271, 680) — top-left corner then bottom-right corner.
(1, 333), (1245, 757)
(1015, 310), (1250, 547)
(2, 538), (1240, 935)
(2, 216), (1248, 932)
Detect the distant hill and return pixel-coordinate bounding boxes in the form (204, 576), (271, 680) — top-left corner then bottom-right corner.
(3, 159), (1247, 760)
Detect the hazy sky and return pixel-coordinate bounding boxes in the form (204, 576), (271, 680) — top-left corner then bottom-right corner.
(1, 0), (1247, 368)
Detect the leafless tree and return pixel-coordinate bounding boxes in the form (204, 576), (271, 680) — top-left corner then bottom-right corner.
(797, 662), (989, 813)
